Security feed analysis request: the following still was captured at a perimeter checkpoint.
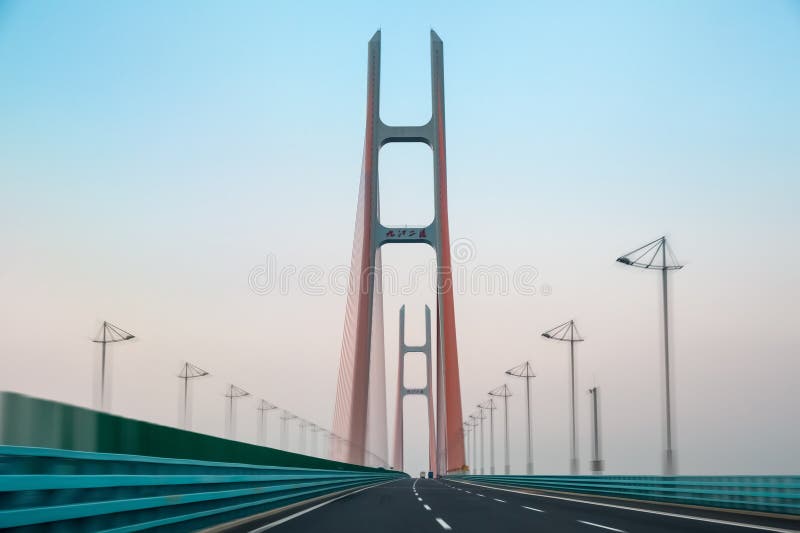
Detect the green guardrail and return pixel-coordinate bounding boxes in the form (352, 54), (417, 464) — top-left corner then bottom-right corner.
(0, 391), (376, 472)
(449, 474), (800, 515)
(0, 445), (404, 531)
(0, 392), (406, 530)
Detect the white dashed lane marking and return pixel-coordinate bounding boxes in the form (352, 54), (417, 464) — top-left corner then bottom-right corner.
(522, 506), (545, 513)
(435, 518), (452, 531)
(577, 520), (626, 532)
(423, 504), (431, 511)
(449, 479), (800, 533)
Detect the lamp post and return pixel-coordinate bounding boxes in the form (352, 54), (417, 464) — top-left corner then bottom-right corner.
(178, 363), (209, 429)
(479, 398), (497, 474)
(280, 410), (297, 451)
(329, 432), (338, 460)
(475, 407), (487, 474)
(463, 421), (472, 472)
(90, 321), (135, 410)
(588, 387), (604, 474)
(489, 384), (512, 474)
(310, 424), (323, 456)
(224, 385), (250, 439)
(542, 320), (584, 475)
(256, 399), (277, 446)
(506, 361), (536, 474)
(468, 415), (478, 473)
(318, 428), (330, 458)
(617, 235), (683, 475)
(298, 419), (308, 454)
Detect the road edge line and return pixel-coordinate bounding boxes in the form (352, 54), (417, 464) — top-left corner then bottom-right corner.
(202, 479), (399, 533)
(448, 479), (800, 533)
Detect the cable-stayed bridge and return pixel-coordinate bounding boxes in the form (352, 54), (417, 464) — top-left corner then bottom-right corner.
(0, 31), (797, 533)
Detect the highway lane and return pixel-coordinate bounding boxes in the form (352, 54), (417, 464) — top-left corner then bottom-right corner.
(232, 478), (800, 533)
(441, 479), (800, 533)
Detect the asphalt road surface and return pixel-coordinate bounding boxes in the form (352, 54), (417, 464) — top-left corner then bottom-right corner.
(230, 478), (800, 533)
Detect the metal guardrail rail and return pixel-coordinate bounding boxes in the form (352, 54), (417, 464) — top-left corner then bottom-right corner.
(0, 392), (384, 473)
(0, 445), (404, 532)
(449, 474), (800, 515)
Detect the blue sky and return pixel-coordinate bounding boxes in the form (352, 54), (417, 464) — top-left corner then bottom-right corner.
(1, 1), (798, 474)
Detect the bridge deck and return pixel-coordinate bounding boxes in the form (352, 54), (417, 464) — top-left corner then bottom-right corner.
(224, 478), (800, 533)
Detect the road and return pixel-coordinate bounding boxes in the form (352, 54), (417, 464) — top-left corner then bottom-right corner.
(225, 477), (800, 533)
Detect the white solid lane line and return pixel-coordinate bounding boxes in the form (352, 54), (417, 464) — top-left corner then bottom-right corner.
(424, 504), (432, 511)
(436, 518), (453, 531)
(448, 479), (798, 533)
(577, 520), (626, 532)
(246, 480), (396, 532)
(522, 506), (545, 513)
(493, 498), (506, 503)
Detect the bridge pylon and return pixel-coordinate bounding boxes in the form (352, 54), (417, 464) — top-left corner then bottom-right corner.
(392, 305), (437, 474)
(332, 30), (466, 474)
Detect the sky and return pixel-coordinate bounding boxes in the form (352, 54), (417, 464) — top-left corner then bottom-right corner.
(1, 0), (799, 475)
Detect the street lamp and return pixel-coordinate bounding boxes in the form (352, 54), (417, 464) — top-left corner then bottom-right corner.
(474, 408), (487, 474)
(256, 399), (277, 446)
(463, 420), (472, 473)
(588, 387), (604, 474)
(329, 432), (340, 460)
(489, 384), (512, 474)
(298, 419), (309, 454)
(178, 363), (209, 429)
(327, 432), (337, 459)
(280, 410), (297, 451)
(90, 321), (135, 410)
(224, 385), (250, 439)
(479, 398), (497, 474)
(318, 428), (330, 458)
(310, 424), (323, 456)
(505, 361), (536, 474)
(617, 235), (683, 475)
(467, 415), (478, 473)
(542, 320), (584, 475)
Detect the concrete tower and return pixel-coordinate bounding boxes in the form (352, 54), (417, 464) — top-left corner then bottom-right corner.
(331, 30), (466, 474)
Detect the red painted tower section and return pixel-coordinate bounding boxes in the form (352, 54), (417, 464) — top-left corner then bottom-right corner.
(332, 30), (465, 474)
(330, 31), (382, 466)
(431, 31), (465, 474)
